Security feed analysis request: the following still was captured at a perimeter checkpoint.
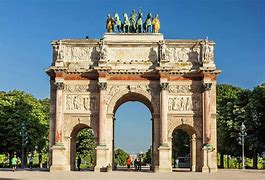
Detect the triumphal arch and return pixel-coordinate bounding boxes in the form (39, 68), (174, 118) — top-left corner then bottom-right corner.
(46, 30), (220, 172)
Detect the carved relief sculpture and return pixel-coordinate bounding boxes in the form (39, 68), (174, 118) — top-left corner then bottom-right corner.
(168, 95), (201, 112)
(66, 95), (97, 111)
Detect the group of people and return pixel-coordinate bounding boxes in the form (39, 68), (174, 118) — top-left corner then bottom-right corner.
(106, 10), (160, 33)
(127, 156), (142, 171)
(10, 153), (34, 172)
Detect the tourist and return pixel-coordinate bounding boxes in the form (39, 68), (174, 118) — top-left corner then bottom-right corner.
(29, 155), (33, 169)
(127, 156), (131, 171)
(138, 157), (142, 172)
(77, 155), (81, 171)
(11, 154), (18, 172)
(134, 158), (138, 171)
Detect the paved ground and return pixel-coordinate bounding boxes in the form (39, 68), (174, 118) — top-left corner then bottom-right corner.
(0, 169), (264, 180)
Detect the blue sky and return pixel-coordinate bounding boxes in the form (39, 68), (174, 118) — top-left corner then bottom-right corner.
(0, 0), (264, 153)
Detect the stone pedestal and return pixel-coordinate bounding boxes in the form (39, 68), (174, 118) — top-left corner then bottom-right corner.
(50, 145), (67, 172)
(94, 145), (109, 172)
(158, 145), (171, 172)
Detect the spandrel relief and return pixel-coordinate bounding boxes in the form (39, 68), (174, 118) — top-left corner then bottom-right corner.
(65, 95), (98, 111)
(168, 95), (201, 112)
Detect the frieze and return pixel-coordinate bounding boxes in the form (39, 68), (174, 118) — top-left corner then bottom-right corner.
(64, 84), (89, 92)
(168, 85), (202, 94)
(168, 95), (201, 112)
(65, 95), (98, 111)
(161, 46), (200, 63)
(55, 44), (99, 62)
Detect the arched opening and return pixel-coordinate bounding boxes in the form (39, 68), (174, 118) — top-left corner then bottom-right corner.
(70, 124), (96, 171)
(171, 125), (197, 172)
(112, 92), (154, 172)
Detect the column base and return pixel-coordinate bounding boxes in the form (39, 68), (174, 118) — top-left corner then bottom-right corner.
(191, 165), (196, 172)
(158, 145), (172, 172)
(50, 145), (69, 172)
(153, 165), (160, 172)
(201, 148), (217, 173)
(94, 145), (109, 172)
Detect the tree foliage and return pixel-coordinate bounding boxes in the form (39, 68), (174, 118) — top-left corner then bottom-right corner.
(0, 91), (49, 159)
(76, 128), (95, 167)
(114, 148), (129, 166)
(217, 83), (265, 168)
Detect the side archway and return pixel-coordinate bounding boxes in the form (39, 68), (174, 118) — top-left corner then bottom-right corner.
(170, 124), (198, 172)
(70, 123), (96, 171)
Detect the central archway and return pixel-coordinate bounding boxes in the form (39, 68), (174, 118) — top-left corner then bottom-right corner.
(107, 91), (159, 171)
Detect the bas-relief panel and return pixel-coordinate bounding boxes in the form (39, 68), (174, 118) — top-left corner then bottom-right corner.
(56, 44), (99, 63)
(168, 95), (201, 112)
(65, 95), (97, 111)
(168, 84), (202, 113)
(63, 84), (99, 112)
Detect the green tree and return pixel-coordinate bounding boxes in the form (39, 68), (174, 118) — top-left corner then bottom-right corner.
(143, 147), (152, 165)
(114, 148), (129, 166)
(216, 84), (249, 168)
(76, 128), (96, 167)
(0, 90), (49, 167)
(245, 84), (265, 168)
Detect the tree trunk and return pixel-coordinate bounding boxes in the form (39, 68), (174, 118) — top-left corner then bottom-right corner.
(253, 151), (258, 169)
(227, 155), (230, 169)
(220, 153), (224, 168)
(39, 153), (43, 168)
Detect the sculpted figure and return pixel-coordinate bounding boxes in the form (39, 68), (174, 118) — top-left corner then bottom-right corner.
(114, 13), (122, 32)
(136, 12), (143, 33)
(106, 14), (115, 33)
(152, 14), (160, 33)
(143, 13), (152, 33)
(130, 9), (137, 33)
(123, 13), (130, 33)
(159, 41), (166, 61)
(203, 37), (213, 62)
(99, 40), (108, 61)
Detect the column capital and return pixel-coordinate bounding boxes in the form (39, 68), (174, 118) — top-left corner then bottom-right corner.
(98, 82), (107, 90)
(202, 82), (212, 91)
(54, 82), (64, 90)
(160, 82), (169, 91)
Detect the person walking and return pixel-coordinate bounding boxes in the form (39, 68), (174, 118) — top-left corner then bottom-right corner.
(11, 155), (18, 172)
(138, 157), (142, 172)
(126, 156), (131, 171)
(134, 158), (138, 171)
(29, 155), (33, 169)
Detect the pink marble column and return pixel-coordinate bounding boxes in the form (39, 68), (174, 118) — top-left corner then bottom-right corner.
(203, 82), (212, 144)
(160, 82), (169, 146)
(98, 82), (107, 145)
(54, 82), (64, 145)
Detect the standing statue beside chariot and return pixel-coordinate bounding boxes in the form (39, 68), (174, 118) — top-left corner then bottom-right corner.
(106, 10), (160, 33)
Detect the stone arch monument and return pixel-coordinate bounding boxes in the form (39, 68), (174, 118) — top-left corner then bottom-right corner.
(46, 33), (221, 172)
